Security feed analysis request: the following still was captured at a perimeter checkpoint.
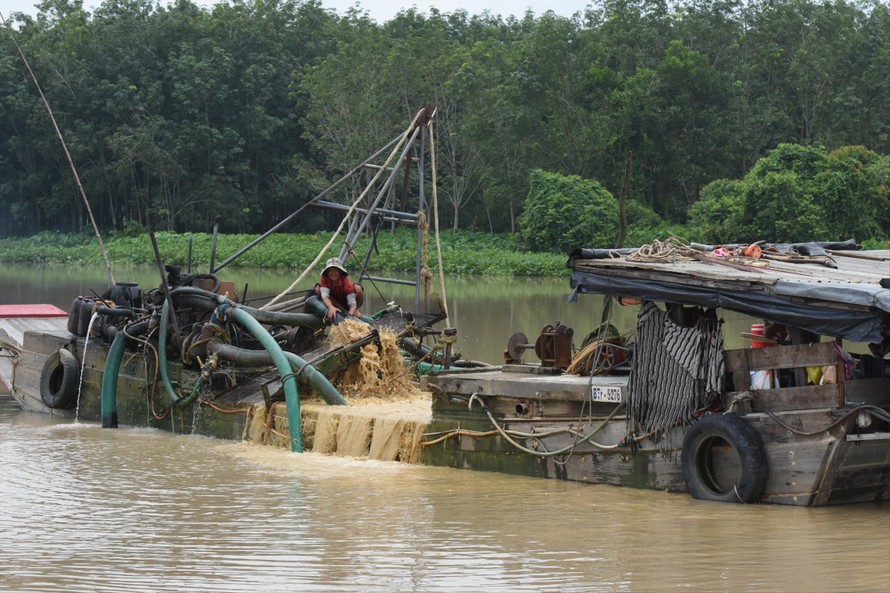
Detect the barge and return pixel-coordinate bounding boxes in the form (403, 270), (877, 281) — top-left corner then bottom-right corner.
(2, 240), (887, 506)
(1, 102), (887, 504)
(422, 240), (890, 506)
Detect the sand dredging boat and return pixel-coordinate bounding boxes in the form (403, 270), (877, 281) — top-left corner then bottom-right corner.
(2, 108), (889, 505)
(4, 240), (888, 507)
(422, 239), (890, 506)
(0, 107), (473, 458)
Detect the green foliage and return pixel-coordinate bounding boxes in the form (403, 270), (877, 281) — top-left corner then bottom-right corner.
(816, 146), (890, 240)
(742, 170), (829, 242)
(519, 170), (618, 253)
(862, 238), (890, 250)
(624, 200), (663, 229)
(688, 179), (746, 243)
(689, 143), (887, 243)
(112, 219), (149, 238)
(748, 143), (827, 180)
(624, 222), (691, 247)
(0, 230), (567, 276)
(0, 0), (887, 245)
(740, 144), (832, 242)
(620, 200), (687, 246)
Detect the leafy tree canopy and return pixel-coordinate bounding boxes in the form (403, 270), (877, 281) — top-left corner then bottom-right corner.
(519, 169), (618, 253)
(691, 143), (888, 243)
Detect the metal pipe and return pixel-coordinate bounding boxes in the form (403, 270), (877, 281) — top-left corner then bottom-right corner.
(339, 126), (422, 262)
(209, 217), (220, 273)
(158, 298), (181, 404)
(262, 293), (309, 312)
(96, 305), (136, 319)
(170, 286), (323, 328)
(360, 275), (416, 287)
(314, 200), (419, 223)
(150, 232), (182, 344)
(416, 124), (426, 310)
(208, 342), (348, 406)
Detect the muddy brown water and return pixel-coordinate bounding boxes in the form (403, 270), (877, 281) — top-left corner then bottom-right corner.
(1, 265), (888, 592)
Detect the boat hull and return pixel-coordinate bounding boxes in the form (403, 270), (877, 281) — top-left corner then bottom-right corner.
(5, 328), (889, 507)
(7, 329), (256, 440)
(422, 367), (890, 507)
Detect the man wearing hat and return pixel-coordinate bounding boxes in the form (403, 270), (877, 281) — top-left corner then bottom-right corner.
(315, 257), (364, 321)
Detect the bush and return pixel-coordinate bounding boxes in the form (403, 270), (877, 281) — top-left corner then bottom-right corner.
(816, 146), (890, 241)
(742, 171), (829, 242)
(748, 143), (827, 179)
(688, 179), (746, 243)
(686, 144), (887, 243)
(0, 229), (568, 276)
(519, 169), (618, 253)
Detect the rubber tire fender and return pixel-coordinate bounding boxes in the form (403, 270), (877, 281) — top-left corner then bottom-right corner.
(681, 413), (768, 503)
(40, 348), (80, 409)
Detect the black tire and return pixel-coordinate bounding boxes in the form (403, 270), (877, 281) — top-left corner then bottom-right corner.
(681, 413), (768, 503)
(40, 349), (80, 409)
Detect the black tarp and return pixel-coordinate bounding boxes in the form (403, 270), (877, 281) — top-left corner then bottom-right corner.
(569, 271), (889, 346)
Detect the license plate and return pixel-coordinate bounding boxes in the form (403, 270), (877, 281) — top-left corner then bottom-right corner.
(590, 386), (622, 403)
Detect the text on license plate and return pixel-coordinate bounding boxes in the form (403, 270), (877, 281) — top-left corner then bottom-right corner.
(590, 386), (622, 403)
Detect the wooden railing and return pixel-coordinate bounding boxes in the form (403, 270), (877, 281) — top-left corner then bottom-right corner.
(724, 341), (845, 412)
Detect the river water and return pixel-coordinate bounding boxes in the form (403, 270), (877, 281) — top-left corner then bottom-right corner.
(1, 264), (888, 592)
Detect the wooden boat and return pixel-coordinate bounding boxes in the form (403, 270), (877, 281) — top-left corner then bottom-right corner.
(0, 305), (70, 395)
(1, 94), (887, 504)
(422, 241), (890, 506)
(1, 240), (887, 506)
(0, 107), (459, 451)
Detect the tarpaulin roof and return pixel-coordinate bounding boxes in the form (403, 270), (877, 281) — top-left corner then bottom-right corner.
(567, 242), (890, 348)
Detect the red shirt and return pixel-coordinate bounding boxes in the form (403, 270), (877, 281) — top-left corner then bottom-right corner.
(320, 274), (357, 306)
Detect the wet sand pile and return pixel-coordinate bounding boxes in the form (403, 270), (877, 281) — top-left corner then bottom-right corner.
(325, 318), (422, 402)
(243, 318), (431, 462)
(245, 399), (431, 463)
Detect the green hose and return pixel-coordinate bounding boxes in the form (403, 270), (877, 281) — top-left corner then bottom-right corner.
(413, 361), (447, 375)
(176, 378), (204, 408)
(282, 351), (348, 406)
(100, 331), (127, 428)
(230, 306), (303, 452)
(209, 342), (348, 406)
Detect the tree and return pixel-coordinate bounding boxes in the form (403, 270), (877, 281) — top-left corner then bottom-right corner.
(1, 0), (887, 240)
(815, 146), (890, 240)
(691, 143), (889, 243)
(742, 170), (828, 242)
(688, 179), (746, 243)
(519, 169), (618, 253)
(729, 144), (831, 243)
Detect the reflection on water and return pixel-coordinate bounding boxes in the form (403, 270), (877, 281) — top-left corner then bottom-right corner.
(1, 398), (888, 593)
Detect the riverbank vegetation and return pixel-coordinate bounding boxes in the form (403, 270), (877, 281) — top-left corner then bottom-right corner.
(1, 224), (885, 277)
(0, 230), (569, 276)
(1, 0), (887, 246)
